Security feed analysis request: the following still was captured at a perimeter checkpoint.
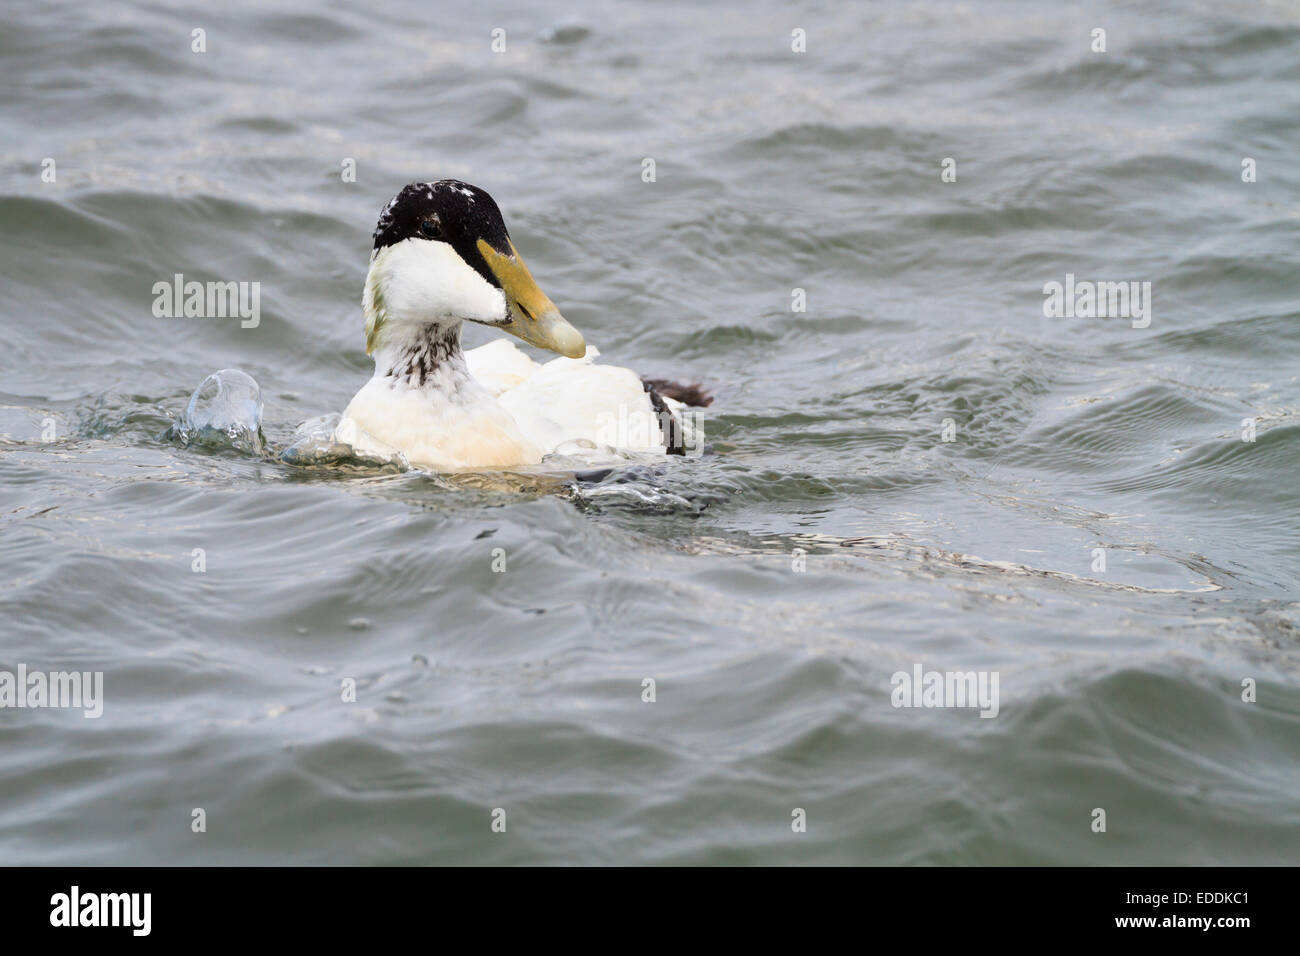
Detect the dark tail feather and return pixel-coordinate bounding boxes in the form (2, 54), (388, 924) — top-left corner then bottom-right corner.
(640, 378), (713, 407)
(642, 378), (712, 455)
(643, 381), (683, 455)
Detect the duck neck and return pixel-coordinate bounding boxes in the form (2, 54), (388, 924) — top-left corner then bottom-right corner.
(372, 322), (472, 397)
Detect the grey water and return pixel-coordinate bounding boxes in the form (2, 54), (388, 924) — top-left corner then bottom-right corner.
(1, 0), (1298, 865)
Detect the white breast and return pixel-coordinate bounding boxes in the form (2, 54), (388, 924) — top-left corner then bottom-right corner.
(336, 372), (543, 471)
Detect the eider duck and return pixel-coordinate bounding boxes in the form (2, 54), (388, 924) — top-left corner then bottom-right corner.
(334, 181), (709, 471)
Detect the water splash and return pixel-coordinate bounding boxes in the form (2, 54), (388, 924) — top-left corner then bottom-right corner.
(173, 369), (265, 454)
(280, 413), (408, 472)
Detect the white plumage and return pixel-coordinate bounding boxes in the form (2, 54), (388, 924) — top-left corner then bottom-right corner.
(472, 342), (672, 457)
(336, 338), (679, 471)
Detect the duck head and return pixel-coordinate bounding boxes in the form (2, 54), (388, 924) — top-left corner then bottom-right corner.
(363, 180), (585, 359)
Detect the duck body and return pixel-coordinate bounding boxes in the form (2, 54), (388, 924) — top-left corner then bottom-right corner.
(336, 330), (671, 471)
(332, 180), (703, 472)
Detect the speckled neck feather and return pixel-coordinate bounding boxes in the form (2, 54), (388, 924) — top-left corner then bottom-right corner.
(381, 324), (463, 389)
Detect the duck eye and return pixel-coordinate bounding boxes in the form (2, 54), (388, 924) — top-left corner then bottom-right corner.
(419, 218), (442, 239)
